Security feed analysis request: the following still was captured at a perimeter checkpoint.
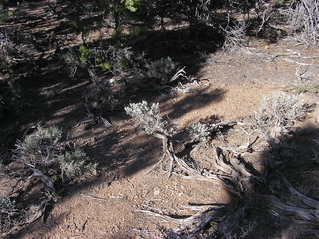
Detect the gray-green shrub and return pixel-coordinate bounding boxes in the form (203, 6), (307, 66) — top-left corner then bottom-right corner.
(255, 91), (308, 126)
(125, 101), (173, 136)
(0, 197), (17, 233)
(14, 126), (96, 181)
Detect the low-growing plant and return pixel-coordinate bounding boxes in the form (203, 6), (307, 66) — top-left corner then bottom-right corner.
(85, 78), (119, 114)
(0, 26), (35, 73)
(125, 101), (173, 136)
(78, 45), (90, 63)
(14, 125), (62, 171)
(283, 83), (319, 94)
(145, 57), (176, 85)
(221, 22), (247, 51)
(58, 148), (96, 181)
(63, 45), (142, 79)
(186, 122), (209, 142)
(0, 196), (18, 233)
(14, 125), (96, 182)
(255, 91), (309, 126)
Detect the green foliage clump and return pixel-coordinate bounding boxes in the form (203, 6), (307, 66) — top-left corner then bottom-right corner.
(284, 83), (319, 94)
(0, 0), (10, 24)
(78, 45), (90, 63)
(100, 62), (112, 71)
(124, 0), (140, 12)
(58, 148), (96, 181)
(64, 45), (138, 78)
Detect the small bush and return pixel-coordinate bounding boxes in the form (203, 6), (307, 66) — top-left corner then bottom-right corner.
(78, 45), (90, 63)
(63, 45), (138, 78)
(186, 122), (209, 142)
(14, 125), (62, 171)
(0, 26), (34, 73)
(221, 22), (247, 51)
(125, 101), (172, 136)
(14, 125), (96, 182)
(0, 79), (24, 119)
(58, 148), (96, 181)
(0, 196), (18, 233)
(145, 57), (176, 85)
(255, 91), (309, 126)
(286, 0), (319, 44)
(84, 76), (119, 115)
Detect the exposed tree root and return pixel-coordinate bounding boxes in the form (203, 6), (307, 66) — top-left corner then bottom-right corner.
(141, 131), (319, 238)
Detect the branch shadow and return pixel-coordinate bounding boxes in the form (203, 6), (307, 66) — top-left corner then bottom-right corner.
(233, 125), (319, 238)
(1, 1), (229, 238)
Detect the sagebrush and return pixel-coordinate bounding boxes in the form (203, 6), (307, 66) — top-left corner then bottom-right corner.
(255, 91), (309, 127)
(125, 101), (173, 136)
(14, 125), (96, 182)
(0, 197), (18, 233)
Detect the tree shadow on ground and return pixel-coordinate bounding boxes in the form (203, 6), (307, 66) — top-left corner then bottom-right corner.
(1, 2), (228, 238)
(158, 124), (319, 238)
(125, 25), (225, 75)
(236, 125), (319, 238)
(160, 87), (227, 121)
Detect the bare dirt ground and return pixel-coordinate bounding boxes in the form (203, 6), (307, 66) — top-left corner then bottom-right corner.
(11, 42), (319, 239)
(1, 1), (319, 239)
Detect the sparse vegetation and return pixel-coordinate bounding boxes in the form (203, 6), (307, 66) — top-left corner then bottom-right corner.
(0, 197), (18, 233)
(255, 91), (310, 127)
(58, 148), (96, 181)
(1, 0), (319, 238)
(284, 83), (319, 94)
(145, 57), (176, 85)
(186, 122), (209, 142)
(222, 22), (248, 51)
(125, 92), (319, 238)
(14, 125), (96, 183)
(286, 0), (319, 44)
(14, 126), (63, 171)
(125, 101), (172, 136)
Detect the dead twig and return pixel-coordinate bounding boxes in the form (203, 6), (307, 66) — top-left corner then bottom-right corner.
(80, 194), (108, 202)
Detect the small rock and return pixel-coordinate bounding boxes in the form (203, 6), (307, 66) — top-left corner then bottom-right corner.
(153, 187), (161, 196)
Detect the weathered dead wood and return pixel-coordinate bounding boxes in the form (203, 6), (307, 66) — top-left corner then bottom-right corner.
(281, 175), (319, 209)
(169, 67), (187, 83)
(2, 200), (52, 237)
(150, 132), (213, 178)
(30, 168), (56, 194)
(190, 144), (256, 195)
(141, 124), (264, 237)
(266, 195), (319, 224)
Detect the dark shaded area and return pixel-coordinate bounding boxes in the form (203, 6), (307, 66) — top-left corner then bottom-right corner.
(163, 87), (226, 119)
(0, 0), (310, 238)
(239, 126), (319, 238)
(166, 125), (319, 238)
(1, 1), (227, 236)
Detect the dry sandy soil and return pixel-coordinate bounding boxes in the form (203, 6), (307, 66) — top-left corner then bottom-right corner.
(1, 1), (319, 239)
(12, 43), (319, 239)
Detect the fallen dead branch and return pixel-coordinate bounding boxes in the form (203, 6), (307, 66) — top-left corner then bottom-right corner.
(2, 199), (53, 238)
(126, 99), (319, 238)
